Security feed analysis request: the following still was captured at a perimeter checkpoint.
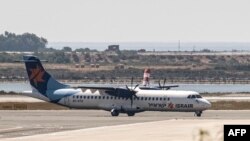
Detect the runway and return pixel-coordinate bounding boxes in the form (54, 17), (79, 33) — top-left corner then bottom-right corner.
(1, 110), (250, 141)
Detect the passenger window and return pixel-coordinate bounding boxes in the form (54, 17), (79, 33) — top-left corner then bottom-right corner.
(163, 98), (166, 101)
(152, 98), (155, 101)
(156, 98), (158, 101)
(149, 97), (151, 100)
(141, 97), (143, 100)
(76, 96), (79, 99)
(103, 96), (105, 99)
(91, 96), (93, 99)
(111, 97), (113, 100)
(99, 96), (101, 99)
(73, 96), (75, 98)
(160, 98), (162, 101)
(87, 96), (90, 99)
(80, 96), (82, 99)
(94, 96), (97, 99)
(168, 98), (170, 101)
(83, 96), (86, 99)
(107, 96), (109, 99)
(145, 97), (147, 100)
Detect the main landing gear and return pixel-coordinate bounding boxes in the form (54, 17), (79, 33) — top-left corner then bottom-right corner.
(127, 112), (135, 116)
(111, 109), (136, 117)
(111, 109), (119, 116)
(194, 111), (202, 117)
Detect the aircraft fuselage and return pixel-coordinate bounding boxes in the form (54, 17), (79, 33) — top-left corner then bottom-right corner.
(28, 88), (211, 116)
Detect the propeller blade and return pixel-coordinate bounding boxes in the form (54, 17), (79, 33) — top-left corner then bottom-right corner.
(158, 80), (161, 88)
(163, 78), (166, 87)
(131, 77), (134, 88)
(134, 84), (139, 90)
(130, 97), (133, 107)
(126, 85), (130, 91)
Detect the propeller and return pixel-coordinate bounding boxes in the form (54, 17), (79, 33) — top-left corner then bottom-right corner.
(126, 77), (139, 107)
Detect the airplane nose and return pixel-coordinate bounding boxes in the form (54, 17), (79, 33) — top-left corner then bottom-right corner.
(204, 99), (212, 109)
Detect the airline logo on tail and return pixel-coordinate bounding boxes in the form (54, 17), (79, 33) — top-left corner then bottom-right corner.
(29, 65), (45, 86)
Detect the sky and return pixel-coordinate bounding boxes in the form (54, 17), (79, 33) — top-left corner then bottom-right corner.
(0, 0), (249, 42)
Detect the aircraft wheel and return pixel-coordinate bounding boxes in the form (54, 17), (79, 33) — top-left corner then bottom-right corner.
(111, 109), (119, 116)
(127, 112), (135, 116)
(195, 111), (202, 117)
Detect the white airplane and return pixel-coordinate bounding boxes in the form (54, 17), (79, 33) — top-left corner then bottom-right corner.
(21, 55), (211, 117)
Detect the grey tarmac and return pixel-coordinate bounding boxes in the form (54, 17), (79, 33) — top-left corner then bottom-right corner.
(0, 110), (250, 141)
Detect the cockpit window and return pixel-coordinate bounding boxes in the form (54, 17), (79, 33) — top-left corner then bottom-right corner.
(191, 95), (196, 99)
(188, 95), (202, 99)
(196, 95), (202, 98)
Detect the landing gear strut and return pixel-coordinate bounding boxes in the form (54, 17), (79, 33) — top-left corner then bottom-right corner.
(195, 111), (202, 117)
(111, 109), (119, 116)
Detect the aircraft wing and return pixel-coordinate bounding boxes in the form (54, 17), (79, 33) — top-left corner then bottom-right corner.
(157, 85), (179, 89)
(76, 86), (115, 91)
(76, 86), (135, 98)
(139, 85), (179, 90)
(139, 87), (160, 90)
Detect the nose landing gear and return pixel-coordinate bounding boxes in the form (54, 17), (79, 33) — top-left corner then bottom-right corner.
(195, 111), (202, 117)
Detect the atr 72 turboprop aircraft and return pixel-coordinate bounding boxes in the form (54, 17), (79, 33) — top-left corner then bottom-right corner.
(21, 55), (211, 117)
